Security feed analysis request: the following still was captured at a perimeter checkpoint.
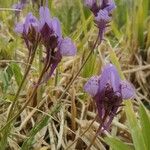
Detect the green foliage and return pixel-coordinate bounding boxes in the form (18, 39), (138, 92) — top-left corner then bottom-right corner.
(108, 29), (150, 150)
(105, 102), (150, 150)
(0, 63), (23, 93)
(53, 0), (80, 35)
(139, 104), (150, 150)
(0, 65), (13, 93)
(10, 63), (23, 87)
(82, 52), (98, 78)
(21, 103), (62, 149)
(105, 136), (133, 150)
(125, 101), (147, 150)
(113, 0), (150, 49)
(0, 38), (14, 60)
(21, 115), (50, 150)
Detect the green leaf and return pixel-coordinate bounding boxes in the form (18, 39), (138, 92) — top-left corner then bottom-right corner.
(10, 63), (23, 87)
(82, 52), (97, 78)
(21, 103), (62, 150)
(21, 116), (50, 150)
(125, 101), (147, 150)
(139, 104), (150, 150)
(0, 65), (13, 93)
(105, 136), (133, 150)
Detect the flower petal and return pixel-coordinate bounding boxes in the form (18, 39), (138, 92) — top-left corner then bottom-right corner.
(84, 0), (96, 8)
(121, 80), (135, 99)
(84, 76), (99, 97)
(99, 64), (120, 93)
(95, 9), (111, 23)
(95, 9), (111, 41)
(24, 13), (39, 33)
(105, 1), (116, 14)
(39, 6), (52, 30)
(59, 38), (76, 56)
(15, 23), (24, 34)
(51, 17), (62, 39)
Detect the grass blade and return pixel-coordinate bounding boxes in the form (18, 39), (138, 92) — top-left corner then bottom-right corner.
(105, 136), (133, 150)
(125, 101), (146, 150)
(139, 104), (150, 150)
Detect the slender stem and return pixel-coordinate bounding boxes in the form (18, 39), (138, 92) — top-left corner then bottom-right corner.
(37, 46), (43, 103)
(66, 114), (98, 150)
(58, 34), (100, 102)
(86, 113), (108, 150)
(7, 42), (38, 120)
(0, 39), (39, 150)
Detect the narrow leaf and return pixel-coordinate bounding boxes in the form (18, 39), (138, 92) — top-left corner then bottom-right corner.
(105, 136), (133, 150)
(125, 101), (146, 150)
(139, 104), (150, 150)
(10, 63), (23, 87)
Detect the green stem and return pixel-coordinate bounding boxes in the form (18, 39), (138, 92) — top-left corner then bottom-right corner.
(37, 46), (43, 103)
(7, 43), (38, 120)
(0, 40), (39, 150)
(0, 63), (47, 132)
(86, 113), (108, 150)
(57, 33), (100, 102)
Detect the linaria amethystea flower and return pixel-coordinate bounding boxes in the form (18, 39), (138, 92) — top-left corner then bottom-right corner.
(85, 0), (116, 42)
(15, 13), (39, 49)
(15, 13), (39, 34)
(38, 6), (76, 82)
(84, 64), (135, 131)
(15, 6), (76, 82)
(39, 7), (62, 50)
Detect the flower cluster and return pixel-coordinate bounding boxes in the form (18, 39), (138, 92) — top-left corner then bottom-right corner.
(84, 64), (135, 131)
(85, 0), (116, 42)
(15, 6), (76, 82)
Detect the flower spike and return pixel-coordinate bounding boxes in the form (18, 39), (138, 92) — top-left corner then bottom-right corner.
(84, 64), (135, 131)
(84, 0), (116, 42)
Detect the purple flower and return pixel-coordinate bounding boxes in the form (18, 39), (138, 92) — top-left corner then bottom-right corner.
(105, 1), (116, 14)
(15, 13), (39, 34)
(15, 13), (39, 49)
(84, 64), (135, 131)
(85, 0), (96, 8)
(84, 0), (116, 42)
(15, 6), (76, 83)
(95, 9), (111, 41)
(39, 6), (52, 30)
(59, 38), (76, 56)
(51, 17), (62, 41)
(84, 76), (99, 97)
(41, 37), (76, 82)
(39, 6), (62, 50)
(38, 6), (76, 82)
(15, 23), (24, 34)
(40, 37), (76, 83)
